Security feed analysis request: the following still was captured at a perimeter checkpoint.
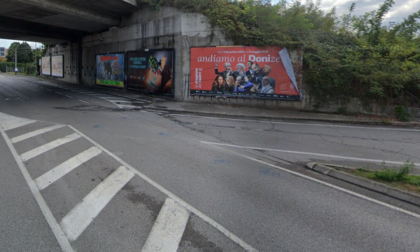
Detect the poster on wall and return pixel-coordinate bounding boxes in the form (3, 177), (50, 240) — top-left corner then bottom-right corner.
(126, 49), (174, 95)
(95, 53), (125, 87)
(51, 55), (64, 78)
(190, 46), (302, 100)
(41, 56), (51, 76)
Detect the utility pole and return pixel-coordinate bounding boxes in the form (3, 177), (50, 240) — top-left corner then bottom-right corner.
(15, 48), (17, 75)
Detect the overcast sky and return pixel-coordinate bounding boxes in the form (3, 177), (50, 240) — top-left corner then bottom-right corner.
(0, 0), (419, 48)
(318, 0), (420, 24)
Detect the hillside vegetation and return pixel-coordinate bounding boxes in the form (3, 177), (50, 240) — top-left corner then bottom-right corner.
(140, 0), (420, 108)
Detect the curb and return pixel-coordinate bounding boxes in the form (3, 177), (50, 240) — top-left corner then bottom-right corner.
(306, 162), (420, 207)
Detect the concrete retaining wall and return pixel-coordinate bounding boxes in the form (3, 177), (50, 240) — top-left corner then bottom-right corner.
(45, 6), (420, 118)
(49, 7), (232, 102)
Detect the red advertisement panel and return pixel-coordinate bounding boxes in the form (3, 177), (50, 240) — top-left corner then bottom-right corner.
(190, 46), (301, 100)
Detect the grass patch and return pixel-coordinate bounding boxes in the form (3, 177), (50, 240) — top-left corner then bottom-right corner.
(338, 162), (420, 195)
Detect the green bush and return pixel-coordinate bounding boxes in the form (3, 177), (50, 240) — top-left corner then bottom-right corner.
(368, 162), (414, 182)
(394, 105), (411, 122)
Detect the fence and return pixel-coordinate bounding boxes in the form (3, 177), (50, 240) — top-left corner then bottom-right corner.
(0, 62), (36, 75)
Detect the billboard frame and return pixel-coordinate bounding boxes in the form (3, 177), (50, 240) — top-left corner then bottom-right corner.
(189, 46), (302, 101)
(51, 55), (64, 78)
(41, 56), (51, 76)
(95, 51), (125, 89)
(126, 48), (175, 97)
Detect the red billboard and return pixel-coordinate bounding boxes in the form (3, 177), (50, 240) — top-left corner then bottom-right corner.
(190, 46), (301, 100)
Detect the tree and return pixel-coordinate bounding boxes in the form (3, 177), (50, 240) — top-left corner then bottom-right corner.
(6, 42), (34, 63)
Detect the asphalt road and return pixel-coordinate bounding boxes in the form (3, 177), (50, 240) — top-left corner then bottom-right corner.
(1, 74), (420, 252)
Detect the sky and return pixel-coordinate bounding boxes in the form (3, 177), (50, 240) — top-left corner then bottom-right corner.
(0, 0), (419, 48)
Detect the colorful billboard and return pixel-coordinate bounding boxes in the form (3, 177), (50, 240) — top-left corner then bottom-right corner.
(51, 55), (64, 78)
(190, 46), (302, 100)
(95, 53), (124, 87)
(41, 56), (51, 76)
(126, 49), (174, 95)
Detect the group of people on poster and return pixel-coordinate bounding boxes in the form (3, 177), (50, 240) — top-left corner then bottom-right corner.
(212, 61), (276, 94)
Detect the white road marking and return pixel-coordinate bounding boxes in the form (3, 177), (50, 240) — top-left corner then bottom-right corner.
(11, 124), (65, 143)
(70, 126), (258, 252)
(0, 112), (36, 131)
(107, 100), (131, 103)
(20, 133), (81, 161)
(201, 141), (420, 220)
(60, 166), (134, 241)
(55, 92), (63, 95)
(169, 114), (420, 132)
(0, 84), (29, 99)
(0, 127), (74, 252)
(79, 100), (89, 104)
(142, 198), (189, 252)
(200, 141), (420, 167)
(34, 146), (102, 190)
(120, 105), (138, 109)
(65, 95), (74, 99)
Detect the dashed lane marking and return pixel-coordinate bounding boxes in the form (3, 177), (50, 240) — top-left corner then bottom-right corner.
(20, 133), (81, 161)
(11, 124), (65, 143)
(0, 119), (73, 252)
(71, 125), (258, 251)
(60, 166), (135, 241)
(0, 112), (257, 251)
(34, 146), (102, 190)
(142, 198), (189, 252)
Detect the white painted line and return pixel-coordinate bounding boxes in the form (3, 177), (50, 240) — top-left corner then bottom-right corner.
(201, 141), (420, 220)
(0, 127), (74, 252)
(65, 95), (74, 99)
(1, 85), (29, 99)
(120, 105), (137, 109)
(0, 112), (36, 131)
(169, 114), (420, 132)
(200, 141), (420, 167)
(142, 198), (189, 252)
(107, 100), (131, 103)
(69, 126), (258, 251)
(11, 124), (65, 143)
(55, 92), (62, 95)
(79, 100), (89, 104)
(34, 147), (102, 190)
(60, 166), (134, 241)
(20, 133), (81, 161)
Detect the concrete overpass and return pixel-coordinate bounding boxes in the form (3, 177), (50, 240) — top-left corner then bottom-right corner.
(0, 0), (138, 44)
